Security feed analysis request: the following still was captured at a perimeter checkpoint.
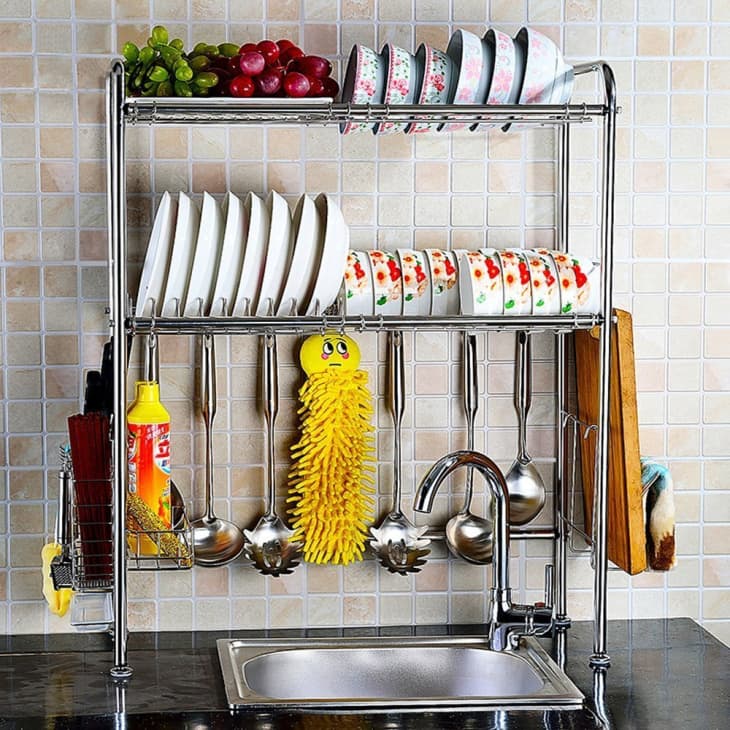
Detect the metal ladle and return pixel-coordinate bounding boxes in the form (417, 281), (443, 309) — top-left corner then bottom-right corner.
(370, 331), (430, 575)
(191, 334), (246, 566)
(505, 331), (546, 525)
(445, 332), (494, 563)
(243, 334), (302, 576)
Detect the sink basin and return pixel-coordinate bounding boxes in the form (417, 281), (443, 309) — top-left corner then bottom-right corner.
(217, 635), (583, 710)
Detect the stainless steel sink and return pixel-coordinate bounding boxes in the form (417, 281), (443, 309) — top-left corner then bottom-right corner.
(217, 635), (583, 710)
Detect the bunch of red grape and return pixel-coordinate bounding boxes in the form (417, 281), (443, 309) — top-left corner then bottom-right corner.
(122, 25), (339, 99)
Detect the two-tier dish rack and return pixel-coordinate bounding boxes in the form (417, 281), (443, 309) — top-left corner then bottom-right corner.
(103, 58), (617, 679)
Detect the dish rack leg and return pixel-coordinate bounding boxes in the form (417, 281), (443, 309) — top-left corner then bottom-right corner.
(553, 122), (571, 629)
(107, 60), (133, 679)
(590, 62), (617, 669)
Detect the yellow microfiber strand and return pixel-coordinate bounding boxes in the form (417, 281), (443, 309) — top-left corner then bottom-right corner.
(287, 333), (375, 565)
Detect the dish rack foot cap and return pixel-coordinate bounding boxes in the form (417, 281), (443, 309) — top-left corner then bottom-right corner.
(589, 653), (611, 668)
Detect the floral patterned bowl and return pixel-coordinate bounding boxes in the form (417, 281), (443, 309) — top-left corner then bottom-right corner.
(546, 250), (600, 315)
(515, 27), (559, 105)
(498, 248), (533, 315)
(550, 55), (574, 104)
(368, 250), (403, 315)
(341, 44), (386, 135)
(424, 249), (460, 315)
(397, 249), (431, 315)
(343, 250), (374, 315)
(376, 43), (423, 135)
(406, 44), (455, 134)
(441, 29), (492, 132)
(524, 248), (560, 315)
(459, 249), (504, 315)
(470, 29), (517, 130)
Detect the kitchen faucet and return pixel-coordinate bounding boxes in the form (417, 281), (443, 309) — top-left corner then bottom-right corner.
(414, 450), (553, 651)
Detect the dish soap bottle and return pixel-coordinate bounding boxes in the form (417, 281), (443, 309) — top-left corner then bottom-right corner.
(127, 381), (172, 534)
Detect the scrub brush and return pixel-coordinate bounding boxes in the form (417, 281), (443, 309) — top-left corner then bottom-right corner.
(287, 332), (375, 565)
(126, 493), (192, 563)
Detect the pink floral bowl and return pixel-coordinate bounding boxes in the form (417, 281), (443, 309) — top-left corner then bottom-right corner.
(471, 28), (517, 130)
(397, 249), (431, 314)
(368, 250), (402, 315)
(459, 249), (504, 315)
(515, 27), (559, 105)
(341, 44), (386, 135)
(406, 44), (454, 134)
(424, 249), (459, 314)
(376, 43), (423, 135)
(442, 29), (491, 132)
(343, 250), (374, 315)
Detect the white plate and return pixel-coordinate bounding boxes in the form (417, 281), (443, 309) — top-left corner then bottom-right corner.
(136, 191), (177, 317)
(161, 192), (200, 317)
(231, 192), (269, 317)
(305, 193), (349, 316)
(182, 192), (224, 317)
(276, 194), (322, 316)
(255, 191), (292, 317)
(210, 192), (247, 316)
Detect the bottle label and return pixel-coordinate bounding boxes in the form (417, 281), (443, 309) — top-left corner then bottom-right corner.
(127, 422), (171, 528)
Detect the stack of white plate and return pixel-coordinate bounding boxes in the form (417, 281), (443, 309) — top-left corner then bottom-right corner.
(135, 190), (349, 318)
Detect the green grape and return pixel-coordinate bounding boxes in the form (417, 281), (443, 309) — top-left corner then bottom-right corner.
(194, 87), (210, 97)
(148, 65), (169, 82)
(192, 42), (208, 55)
(173, 57), (188, 70)
(204, 44), (219, 56)
(174, 79), (193, 97)
(218, 42), (239, 58)
(158, 45), (181, 67)
(189, 55), (210, 72)
(157, 80), (173, 97)
(192, 71), (219, 88)
(151, 25), (169, 46)
(175, 64), (194, 82)
(138, 46), (155, 64)
(142, 81), (159, 96)
(122, 42), (139, 64)
(170, 38), (184, 51)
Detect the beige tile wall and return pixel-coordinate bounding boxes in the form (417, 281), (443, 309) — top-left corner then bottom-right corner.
(0, 1), (728, 646)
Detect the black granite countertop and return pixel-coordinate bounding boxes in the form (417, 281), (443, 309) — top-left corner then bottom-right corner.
(0, 618), (727, 729)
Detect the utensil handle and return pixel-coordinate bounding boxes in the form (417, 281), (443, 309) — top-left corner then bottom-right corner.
(463, 332), (479, 509)
(201, 334), (217, 520)
(389, 331), (405, 513)
(514, 330), (532, 462)
(263, 334), (278, 516)
(144, 333), (159, 383)
(56, 466), (71, 548)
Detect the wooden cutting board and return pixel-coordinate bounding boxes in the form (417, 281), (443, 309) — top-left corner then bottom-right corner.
(574, 309), (647, 575)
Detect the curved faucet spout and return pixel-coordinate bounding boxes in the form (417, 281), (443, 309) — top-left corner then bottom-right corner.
(414, 450), (511, 603)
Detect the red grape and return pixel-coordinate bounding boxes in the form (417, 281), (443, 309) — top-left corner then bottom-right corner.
(298, 55), (332, 79)
(322, 77), (340, 98)
(227, 55), (242, 73)
(283, 71), (310, 98)
(229, 74), (255, 97)
(255, 67), (283, 95)
(239, 42), (258, 54)
(257, 39), (279, 66)
(239, 51), (266, 76)
(281, 46), (304, 65)
(276, 39), (295, 52)
(306, 76), (325, 97)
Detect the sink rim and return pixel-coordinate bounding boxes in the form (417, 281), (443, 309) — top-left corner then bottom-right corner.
(217, 634), (584, 710)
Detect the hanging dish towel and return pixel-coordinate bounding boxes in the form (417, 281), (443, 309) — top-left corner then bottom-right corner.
(641, 458), (677, 571)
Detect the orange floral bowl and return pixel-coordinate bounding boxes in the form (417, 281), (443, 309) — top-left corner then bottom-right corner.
(397, 249), (431, 315)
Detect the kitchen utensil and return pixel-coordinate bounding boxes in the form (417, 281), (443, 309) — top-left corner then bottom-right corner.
(243, 335), (303, 576)
(340, 44), (386, 134)
(343, 250), (375, 316)
(505, 331), (546, 525)
(183, 192), (224, 317)
(136, 191), (177, 317)
(50, 444), (74, 589)
(445, 333), (494, 563)
(191, 334), (246, 566)
(368, 250), (403, 316)
(575, 309), (646, 575)
(231, 191), (269, 317)
(162, 192), (200, 317)
(370, 331), (430, 575)
(424, 249), (459, 315)
(458, 249), (503, 316)
(276, 194), (322, 316)
(256, 191), (293, 316)
(376, 43), (422, 135)
(397, 249), (431, 315)
(210, 192), (246, 316)
(305, 193), (349, 316)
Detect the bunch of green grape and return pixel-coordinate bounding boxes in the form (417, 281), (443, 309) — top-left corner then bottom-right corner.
(123, 25), (238, 97)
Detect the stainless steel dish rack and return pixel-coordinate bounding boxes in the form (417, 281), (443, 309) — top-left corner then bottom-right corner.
(104, 59), (617, 679)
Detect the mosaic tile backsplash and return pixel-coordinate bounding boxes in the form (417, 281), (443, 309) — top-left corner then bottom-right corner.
(0, 1), (728, 646)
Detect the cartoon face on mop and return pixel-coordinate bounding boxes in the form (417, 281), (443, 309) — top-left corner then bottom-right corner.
(287, 331), (375, 565)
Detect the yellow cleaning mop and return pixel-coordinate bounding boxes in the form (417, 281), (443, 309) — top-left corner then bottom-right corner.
(287, 332), (375, 565)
